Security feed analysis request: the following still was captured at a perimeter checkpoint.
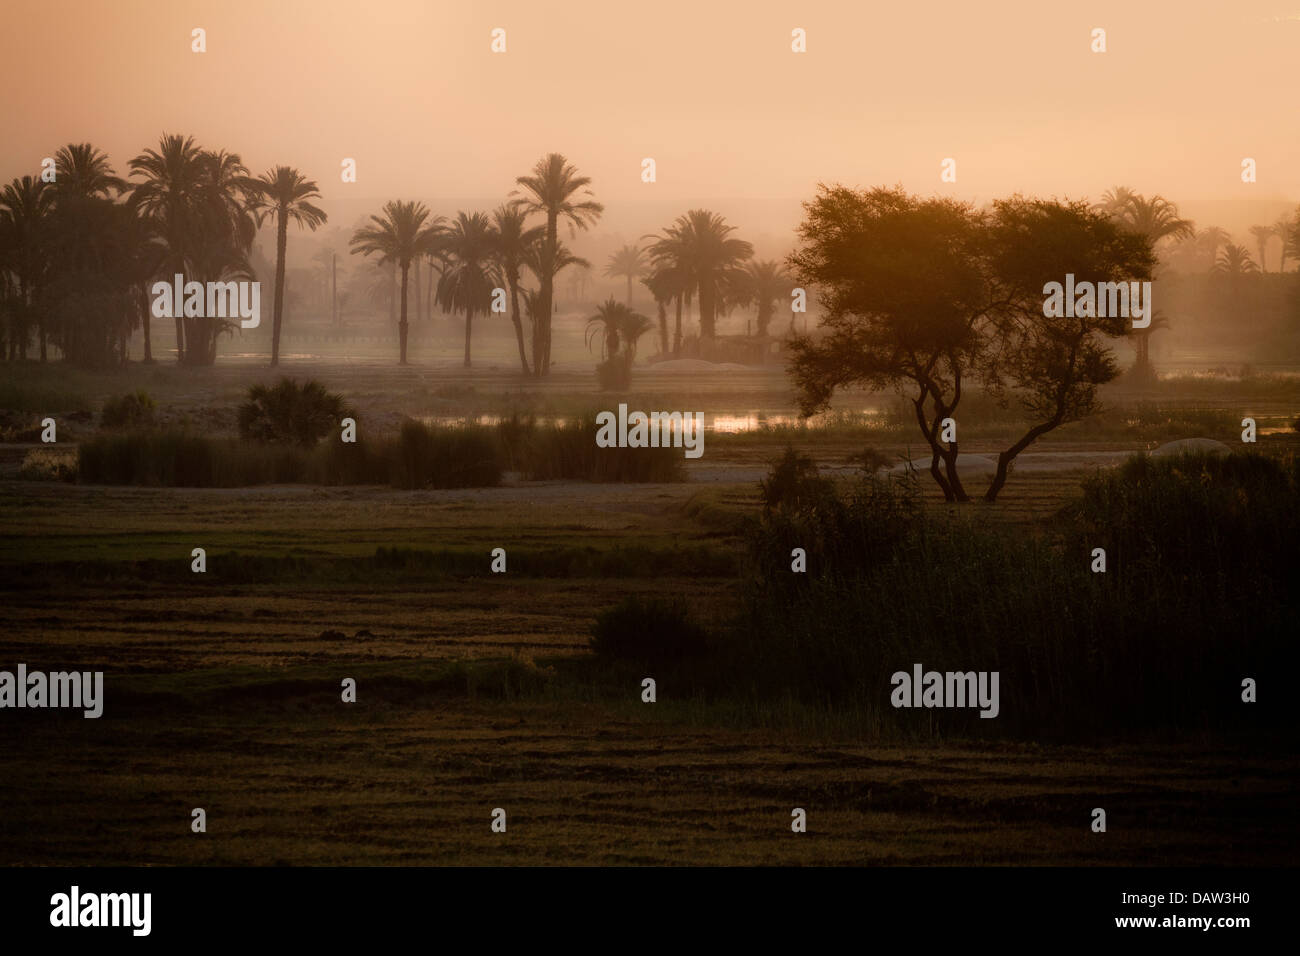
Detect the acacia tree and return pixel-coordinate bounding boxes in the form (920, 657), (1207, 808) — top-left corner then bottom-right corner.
(788, 187), (994, 501)
(980, 196), (1155, 500)
(789, 186), (1154, 502)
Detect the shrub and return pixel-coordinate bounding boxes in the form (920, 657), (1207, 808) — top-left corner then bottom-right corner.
(19, 447), (77, 481)
(237, 378), (354, 447)
(100, 390), (155, 428)
(759, 446), (834, 515)
(727, 449), (1299, 738)
(590, 596), (708, 666)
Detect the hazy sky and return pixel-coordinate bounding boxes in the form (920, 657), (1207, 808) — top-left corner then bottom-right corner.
(3, 0), (1298, 241)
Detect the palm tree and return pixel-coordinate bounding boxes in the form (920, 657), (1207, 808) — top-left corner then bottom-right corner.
(603, 244), (647, 306)
(1112, 193), (1195, 247)
(247, 166), (328, 367)
(1196, 226), (1231, 268)
(639, 269), (677, 356)
(585, 298), (653, 390)
(1249, 225), (1273, 272)
(1274, 214), (1296, 272)
(1214, 243), (1259, 277)
(129, 134), (229, 364)
(435, 211), (501, 368)
(512, 153), (604, 377)
(1131, 308), (1170, 383)
(672, 209), (753, 341)
(0, 176), (53, 361)
(54, 144), (128, 200)
(643, 222), (697, 356)
(349, 200), (444, 364)
(1095, 185), (1138, 219)
(491, 203), (543, 374)
(733, 259), (791, 337)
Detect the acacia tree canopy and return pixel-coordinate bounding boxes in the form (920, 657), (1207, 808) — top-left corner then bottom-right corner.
(788, 185), (1155, 502)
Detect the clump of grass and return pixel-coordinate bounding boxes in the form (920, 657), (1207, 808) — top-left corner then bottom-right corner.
(19, 447), (77, 481)
(516, 414), (684, 482)
(75, 423), (502, 489)
(100, 390), (155, 428)
(391, 420), (503, 489)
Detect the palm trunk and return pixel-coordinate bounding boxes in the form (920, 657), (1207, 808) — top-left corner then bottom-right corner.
(509, 278), (530, 374)
(271, 208), (288, 367)
(673, 294), (683, 355)
(657, 300), (668, 355)
(141, 286), (154, 363)
(626, 275), (633, 306)
(699, 280), (715, 341)
(463, 307), (473, 368)
(536, 214), (558, 377)
(425, 258), (434, 322)
(399, 261), (410, 365)
(412, 256), (422, 328)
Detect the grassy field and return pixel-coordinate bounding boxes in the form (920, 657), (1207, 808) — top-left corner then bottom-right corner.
(2, 360), (1297, 865)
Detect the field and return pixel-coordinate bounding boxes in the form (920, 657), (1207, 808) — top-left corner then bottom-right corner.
(2, 359), (1298, 866)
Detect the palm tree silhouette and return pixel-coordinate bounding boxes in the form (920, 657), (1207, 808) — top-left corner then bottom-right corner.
(0, 176), (53, 361)
(1248, 225), (1273, 273)
(603, 244), (647, 306)
(642, 223), (697, 356)
(674, 210), (753, 342)
(585, 298), (653, 390)
(734, 259), (792, 337)
(1214, 243), (1259, 277)
(512, 154), (604, 377)
(247, 166), (328, 367)
(350, 200), (444, 364)
(491, 203), (544, 374)
(435, 211), (501, 368)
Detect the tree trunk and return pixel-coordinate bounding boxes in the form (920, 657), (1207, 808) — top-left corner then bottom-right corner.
(141, 286), (154, 363)
(536, 214), (558, 377)
(699, 279), (715, 341)
(509, 278), (530, 375)
(464, 307), (474, 367)
(411, 256), (422, 329)
(673, 294), (683, 355)
(399, 262), (410, 365)
(657, 300), (668, 355)
(626, 274), (633, 306)
(271, 208), (288, 367)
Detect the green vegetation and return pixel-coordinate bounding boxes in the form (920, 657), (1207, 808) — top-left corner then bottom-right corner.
(237, 377), (354, 446)
(100, 389), (155, 427)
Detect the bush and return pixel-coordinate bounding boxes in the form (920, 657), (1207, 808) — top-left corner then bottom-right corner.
(237, 378), (354, 447)
(19, 447), (77, 481)
(100, 390), (155, 428)
(590, 596), (708, 666)
(759, 446), (834, 515)
(725, 449), (1299, 738)
(595, 354), (634, 392)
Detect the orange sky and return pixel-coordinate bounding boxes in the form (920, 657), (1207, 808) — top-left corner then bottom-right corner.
(2, 0), (1298, 235)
